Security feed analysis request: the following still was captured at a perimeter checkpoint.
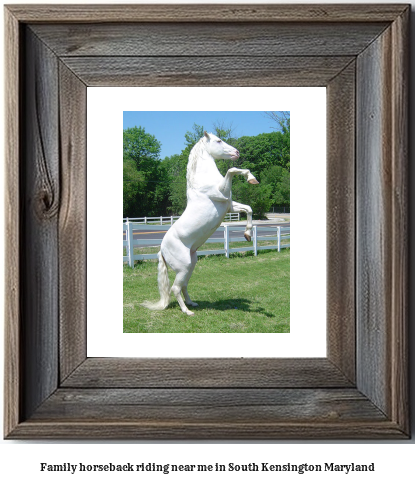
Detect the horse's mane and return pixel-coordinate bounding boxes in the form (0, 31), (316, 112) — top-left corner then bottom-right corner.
(186, 136), (207, 190)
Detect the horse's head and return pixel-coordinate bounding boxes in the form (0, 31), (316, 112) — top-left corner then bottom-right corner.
(203, 131), (239, 161)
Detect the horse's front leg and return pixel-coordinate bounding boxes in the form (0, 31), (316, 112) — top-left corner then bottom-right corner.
(230, 201), (254, 242)
(218, 168), (258, 196)
(244, 169), (259, 185)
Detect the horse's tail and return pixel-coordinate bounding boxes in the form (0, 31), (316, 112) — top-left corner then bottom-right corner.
(141, 251), (171, 311)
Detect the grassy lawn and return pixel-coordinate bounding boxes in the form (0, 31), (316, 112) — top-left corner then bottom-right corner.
(124, 238), (290, 257)
(123, 248), (290, 333)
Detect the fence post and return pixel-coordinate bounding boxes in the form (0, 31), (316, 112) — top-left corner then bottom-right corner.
(224, 225), (230, 258)
(127, 221), (134, 267)
(277, 226), (281, 252)
(253, 225), (257, 256)
(171, 216), (173, 225)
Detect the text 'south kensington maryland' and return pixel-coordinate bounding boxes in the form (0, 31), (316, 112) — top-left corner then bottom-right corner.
(40, 462), (375, 476)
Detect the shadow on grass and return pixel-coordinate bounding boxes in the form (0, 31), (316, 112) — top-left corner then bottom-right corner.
(169, 298), (275, 318)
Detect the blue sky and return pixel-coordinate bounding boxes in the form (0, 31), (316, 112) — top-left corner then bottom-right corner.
(123, 111), (286, 159)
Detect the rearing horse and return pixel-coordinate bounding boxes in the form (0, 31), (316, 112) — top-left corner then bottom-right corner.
(142, 131), (258, 316)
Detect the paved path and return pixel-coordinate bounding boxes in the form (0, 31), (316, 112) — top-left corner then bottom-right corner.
(126, 217), (290, 246)
(220, 213), (290, 226)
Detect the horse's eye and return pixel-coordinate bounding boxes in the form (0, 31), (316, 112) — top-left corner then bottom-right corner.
(217, 140), (222, 143)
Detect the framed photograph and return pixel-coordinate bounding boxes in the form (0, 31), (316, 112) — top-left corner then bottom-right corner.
(4, 4), (409, 439)
(88, 87), (325, 357)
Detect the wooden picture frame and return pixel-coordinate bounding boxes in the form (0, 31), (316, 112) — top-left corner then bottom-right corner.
(4, 4), (409, 439)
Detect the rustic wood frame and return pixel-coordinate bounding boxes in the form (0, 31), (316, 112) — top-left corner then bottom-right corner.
(4, 4), (409, 439)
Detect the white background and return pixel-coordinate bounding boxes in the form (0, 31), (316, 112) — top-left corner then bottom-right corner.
(1, 1), (414, 487)
(87, 86), (326, 357)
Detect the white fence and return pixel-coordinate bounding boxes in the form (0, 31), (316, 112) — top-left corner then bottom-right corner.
(123, 222), (290, 267)
(224, 213), (240, 221)
(123, 213), (240, 225)
(123, 216), (180, 225)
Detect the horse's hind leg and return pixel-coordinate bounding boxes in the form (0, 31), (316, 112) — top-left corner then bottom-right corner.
(182, 251), (198, 307)
(171, 269), (196, 316)
(162, 231), (198, 315)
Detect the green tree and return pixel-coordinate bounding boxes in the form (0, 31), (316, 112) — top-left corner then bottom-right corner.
(184, 123), (205, 147)
(264, 111), (290, 170)
(212, 120), (237, 142)
(123, 154), (145, 216)
(231, 177), (273, 219)
(232, 128), (290, 211)
(163, 153), (187, 214)
(123, 126), (170, 217)
(261, 165), (290, 206)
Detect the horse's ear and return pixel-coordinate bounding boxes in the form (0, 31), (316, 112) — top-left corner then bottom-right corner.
(204, 131), (210, 140)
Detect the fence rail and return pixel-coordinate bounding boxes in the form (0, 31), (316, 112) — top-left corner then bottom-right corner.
(123, 213), (240, 225)
(270, 206), (290, 213)
(123, 222), (290, 267)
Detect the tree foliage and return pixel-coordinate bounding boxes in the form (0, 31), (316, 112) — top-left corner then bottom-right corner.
(231, 127), (290, 215)
(163, 153), (187, 215)
(123, 126), (170, 217)
(123, 115), (290, 218)
(184, 123), (205, 147)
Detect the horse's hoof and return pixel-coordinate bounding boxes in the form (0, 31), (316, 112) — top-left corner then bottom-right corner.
(186, 310), (195, 316)
(244, 233), (251, 242)
(248, 177), (259, 184)
(190, 302), (199, 307)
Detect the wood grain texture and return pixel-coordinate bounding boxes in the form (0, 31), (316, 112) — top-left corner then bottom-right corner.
(326, 61), (356, 383)
(62, 358), (352, 388)
(7, 421), (406, 441)
(389, 8), (409, 433)
(357, 34), (387, 413)
(21, 28), (60, 420)
(356, 11), (408, 426)
(4, 6), (21, 438)
(6, 4), (409, 23)
(58, 63), (87, 381)
(31, 22), (388, 57)
(32, 388), (386, 423)
(61, 56), (354, 87)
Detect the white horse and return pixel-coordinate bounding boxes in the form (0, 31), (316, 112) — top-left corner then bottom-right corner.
(142, 131), (258, 316)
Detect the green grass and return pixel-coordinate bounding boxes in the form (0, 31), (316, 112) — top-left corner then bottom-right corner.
(123, 248), (290, 333)
(124, 239), (290, 257)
